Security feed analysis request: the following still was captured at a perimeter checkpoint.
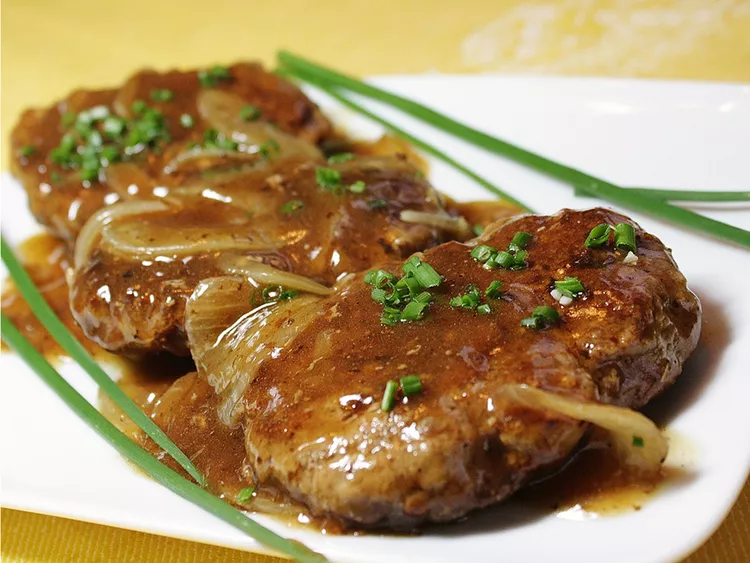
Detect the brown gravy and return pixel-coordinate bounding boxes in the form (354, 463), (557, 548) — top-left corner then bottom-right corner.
(1, 231), (683, 532)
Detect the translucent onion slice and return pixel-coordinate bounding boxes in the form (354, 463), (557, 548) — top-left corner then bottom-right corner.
(400, 210), (471, 239)
(497, 384), (668, 474)
(196, 90), (322, 160)
(104, 163), (158, 200)
(162, 147), (262, 175)
(185, 277), (322, 424)
(218, 255), (333, 296)
(74, 200), (169, 269)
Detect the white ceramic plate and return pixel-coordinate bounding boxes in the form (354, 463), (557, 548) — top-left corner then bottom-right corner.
(2, 76), (749, 563)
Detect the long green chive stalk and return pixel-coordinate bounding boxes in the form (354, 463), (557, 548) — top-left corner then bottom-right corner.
(0, 237), (205, 485)
(278, 69), (532, 213)
(575, 187), (750, 203)
(277, 51), (750, 249)
(1, 317), (326, 563)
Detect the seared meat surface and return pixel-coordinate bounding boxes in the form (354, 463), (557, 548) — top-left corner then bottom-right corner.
(185, 208), (700, 528)
(70, 155), (483, 355)
(10, 62), (332, 242)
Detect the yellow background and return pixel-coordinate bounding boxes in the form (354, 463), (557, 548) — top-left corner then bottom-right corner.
(2, 0), (749, 561)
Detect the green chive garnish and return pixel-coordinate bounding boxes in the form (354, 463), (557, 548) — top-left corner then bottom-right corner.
(521, 305), (560, 329)
(240, 105), (261, 122)
(400, 300), (428, 321)
(470, 245), (495, 263)
(381, 380), (398, 412)
(348, 180), (366, 193)
(400, 375), (423, 397)
(585, 224), (612, 248)
(279, 200), (304, 215)
(477, 304), (492, 315)
(485, 280), (504, 299)
(508, 231), (532, 252)
(633, 436), (645, 448)
(198, 65), (232, 87)
(19, 145), (36, 157)
(614, 223), (637, 253)
(315, 166), (342, 191)
(150, 89), (174, 102)
(327, 152), (354, 163)
(236, 487), (256, 504)
(402, 256), (441, 288)
(180, 113), (194, 128)
(555, 276), (585, 298)
(472, 224), (485, 236)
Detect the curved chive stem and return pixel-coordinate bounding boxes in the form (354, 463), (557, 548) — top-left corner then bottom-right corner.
(614, 223), (637, 253)
(277, 67), (533, 213)
(575, 186), (750, 203)
(555, 277), (585, 297)
(0, 237), (205, 486)
(1, 317), (326, 563)
(277, 51), (750, 249)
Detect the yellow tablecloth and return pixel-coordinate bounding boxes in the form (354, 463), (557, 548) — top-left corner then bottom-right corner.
(2, 1), (749, 561)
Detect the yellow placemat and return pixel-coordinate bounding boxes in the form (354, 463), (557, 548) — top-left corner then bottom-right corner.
(2, 1), (749, 562)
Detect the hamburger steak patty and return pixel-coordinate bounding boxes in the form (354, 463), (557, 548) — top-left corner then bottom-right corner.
(185, 208), (701, 528)
(69, 156), (492, 356)
(10, 62), (332, 242)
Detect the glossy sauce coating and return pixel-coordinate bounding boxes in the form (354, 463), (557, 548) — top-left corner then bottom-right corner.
(9, 62), (332, 242)
(183, 208), (699, 528)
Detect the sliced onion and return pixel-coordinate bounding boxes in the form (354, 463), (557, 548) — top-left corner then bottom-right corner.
(185, 277), (322, 424)
(497, 384), (668, 474)
(162, 147), (262, 175)
(197, 90), (322, 160)
(218, 255), (333, 296)
(101, 224), (286, 261)
(400, 210), (471, 239)
(104, 163), (158, 200)
(74, 200), (169, 269)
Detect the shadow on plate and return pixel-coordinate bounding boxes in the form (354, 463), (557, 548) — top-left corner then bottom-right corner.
(643, 288), (731, 427)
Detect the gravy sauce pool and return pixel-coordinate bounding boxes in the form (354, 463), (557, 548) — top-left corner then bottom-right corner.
(2, 230), (688, 533)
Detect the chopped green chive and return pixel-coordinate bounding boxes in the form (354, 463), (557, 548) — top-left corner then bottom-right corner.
(315, 166), (342, 192)
(180, 113), (194, 128)
(150, 89), (174, 102)
(198, 65), (232, 87)
(400, 300), (428, 321)
(19, 145), (36, 157)
(632, 436), (645, 448)
(477, 304), (492, 315)
(236, 487), (256, 504)
(521, 305), (560, 329)
(402, 256), (442, 289)
(366, 258), (442, 324)
(450, 284), (482, 310)
(585, 224), (612, 248)
(279, 200), (304, 215)
(240, 105), (261, 122)
(472, 224), (484, 236)
(381, 380), (398, 412)
(485, 280), (504, 299)
(400, 375), (423, 397)
(508, 231), (532, 252)
(470, 245), (495, 263)
(554, 276), (585, 298)
(348, 180), (366, 193)
(327, 152), (355, 163)
(368, 199), (387, 209)
(614, 223), (637, 253)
